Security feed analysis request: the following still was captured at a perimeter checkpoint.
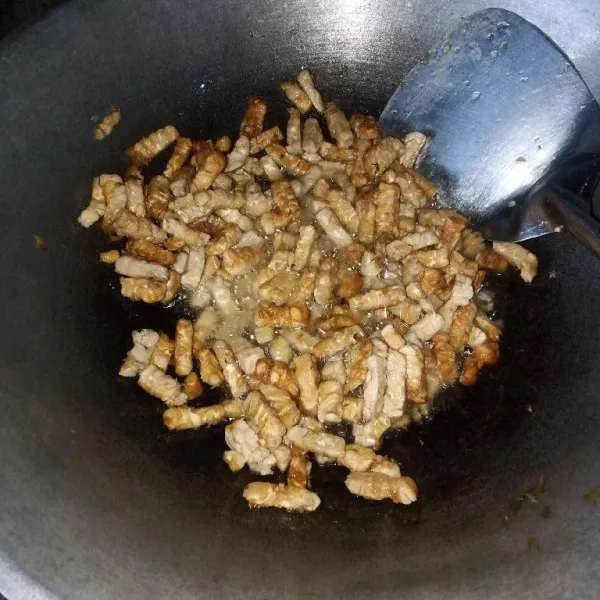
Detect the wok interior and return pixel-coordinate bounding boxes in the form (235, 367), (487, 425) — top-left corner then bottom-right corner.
(1, 1), (600, 598)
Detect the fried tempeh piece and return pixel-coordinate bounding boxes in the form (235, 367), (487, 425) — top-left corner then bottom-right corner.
(271, 179), (300, 217)
(348, 286), (406, 311)
(374, 182), (400, 236)
(337, 270), (362, 299)
(259, 384), (301, 429)
(317, 379), (344, 423)
(280, 81), (312, 113)
(77, 175), (118, 227)
(255, 304), (309, 328)
(439, 216), (468, 250)
(265, 143), (311, 176)
(120, 277), (167, 303)
(127, 125), (180, 166)
(244, 482), (320, 512)
(326, 189), (359, 233)
(286, 107), (302, 155)
(222, 244), (264, 276)
(280, 329), (319, 353)
(269, 336), (294, 363)
(240, 96), (268, 139)
(293, 354), (320, 416)
(288, 446), (312, 489)
(431, 331), (458, 385)
(249, 125), (284, 155)
(312, 326), (364, 359)
(222, 450), (245, 472)
(181, 248), (205, 291)
(225, 136), (250, 172)
(191, 151), (227, 192)
(321, 357), (346, 386)
(341, 396), (364, 423)
(297, 69), (324, 112)
(213, 340), (249, 398)
(174, 319), (193, 377)
(477, 248), (509, 272)
(408, 312), (444, 342)
(382, 349), (407, 418)
(225, 419), (277, 475)
(349, 114), (380, 140)
(345, 472), (417, 504)
(164, 137), (193, 179)
(340, 444), (379, 472)
(112, 210), (167, 243)
(398, 132), (427, 168)
(228, 336), (265, 375)
(101, 178), (128, 228)
(126, 240), (175, 267)
(286, 425), (346, 459)
(324, 102), (354, 147)
(205, 224), (243, 256)
(401, 344), (427, 404)
(316, 208), (353, 247)
(94, 108), (121, 140)
(302, 117), (324, 155)
(144, 175), (171, 220)
(381, 323), (405, 350)
(254, 358), (299, 398)
(163, 399), (244, 430)
(313, 258), (337, 305)
(244, 391), (287, 451)
(492, 241), (538, 282)
(344, 339), (373, 393)
(474, 313), (502, 342)
(357, 200), (376, 244)
(182, 372), (203, 400)
(317, 314), (358, 332)
(138, 364), (187, 406)
(387, 230), (439, 261)
(362, 354), (387, 422)
(150, 333), (174, 371)
(449, 302), (477, 352)
(420, 267), (448, 298)
(353, 412), (391, 449)
(100, 249), (120, 264)
(162, 218), (210, 248)
(460, 341), (500, 385)
(365, 137), (403, 179)
(293, 225), (317, 271)
(197, 347), (225, 386)
(119, 329), (159, 377)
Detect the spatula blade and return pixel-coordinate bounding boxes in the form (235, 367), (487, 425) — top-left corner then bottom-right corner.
(379, 8), (600, 241)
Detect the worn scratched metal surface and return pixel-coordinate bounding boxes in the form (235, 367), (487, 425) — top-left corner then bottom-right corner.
(1, 1), (600, 599)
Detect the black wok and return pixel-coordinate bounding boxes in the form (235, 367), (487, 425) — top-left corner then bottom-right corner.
(1, 1), (600, 598)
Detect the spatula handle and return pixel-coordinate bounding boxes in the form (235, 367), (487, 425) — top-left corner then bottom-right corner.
(545, 182), (600, 257)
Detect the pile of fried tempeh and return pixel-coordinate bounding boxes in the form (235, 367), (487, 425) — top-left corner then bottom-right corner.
(79, 70), (538, 511)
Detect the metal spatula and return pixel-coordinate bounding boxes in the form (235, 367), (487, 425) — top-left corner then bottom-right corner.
(379, 7), (600, 255)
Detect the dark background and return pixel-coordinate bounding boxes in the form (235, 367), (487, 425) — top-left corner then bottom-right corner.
(0, 4), (64, 600)
(0, 0), (62, 37)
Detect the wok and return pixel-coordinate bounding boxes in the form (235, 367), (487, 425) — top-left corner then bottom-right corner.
(1, 0), (600, 598)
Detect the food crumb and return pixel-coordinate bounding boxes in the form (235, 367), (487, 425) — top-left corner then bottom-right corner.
(526, 404), (533, 413)
(32, 234), (45, 249)
(94, 108), (122, 140)
(527, 537), (541, 552)
(443, 41), (452, 52)
(548, 271), (556, 279)
(584, 484), (600, 507)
